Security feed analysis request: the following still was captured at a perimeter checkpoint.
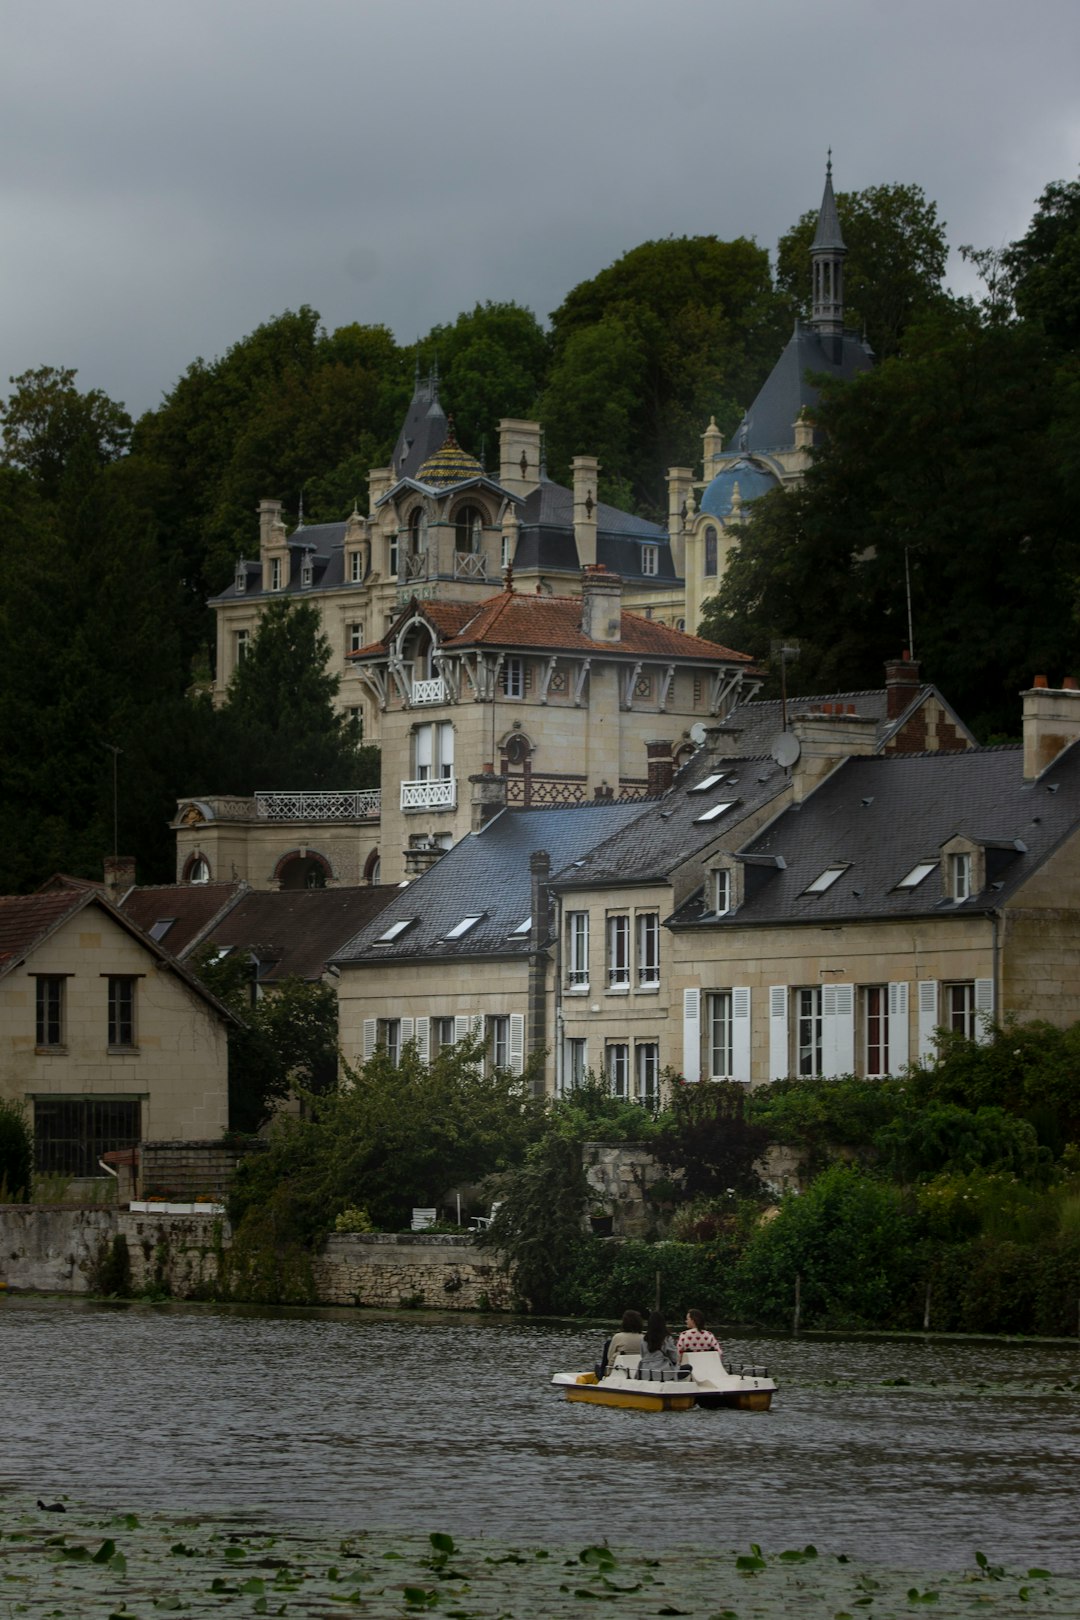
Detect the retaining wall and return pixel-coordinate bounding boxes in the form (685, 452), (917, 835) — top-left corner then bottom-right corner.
(311, 1233), (513, 1310)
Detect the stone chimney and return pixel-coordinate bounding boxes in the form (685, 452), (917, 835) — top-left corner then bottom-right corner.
(580, 563), (621, 643)
(259, 498), (288, 591)
(498, 419), (543, 498)
(885, 651), (922, 719)
(646, 740), (675, 796)
(572, 455), (599, 569)
(404, 841), (445, 877)
(702, 416), (724, 481)
(666, 466), (693, 577)
(1022, 678), (1080, 780)
(790, 709), (878, 802)
(470, 764), (507, 833)
(104, 856), (136, 904)
(258, 498), (284, 550)
(703, 723), (744, 759)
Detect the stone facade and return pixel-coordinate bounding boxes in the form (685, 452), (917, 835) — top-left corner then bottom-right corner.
(311, 1233), (513, 1310)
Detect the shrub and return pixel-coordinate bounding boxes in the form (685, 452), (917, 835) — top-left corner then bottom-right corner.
(0, 1100), (32, 1202)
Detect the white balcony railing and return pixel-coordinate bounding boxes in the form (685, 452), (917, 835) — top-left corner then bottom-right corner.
(411, 676), (446, 705)
(255, 790), (381, 822)
(400, 777), (457, 811)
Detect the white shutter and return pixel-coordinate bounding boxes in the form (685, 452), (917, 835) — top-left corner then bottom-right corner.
(974, 978), (995, 1044)
(769, 986), (789, 1080)
(682, 988), (701, 1083)
(509, 1013), (525, 1074)
(822, 984), (854, 1077)
(917, 981), (939, 1063)
(415, 1016), (430, 1064)
(415, 724), (432, 773)
(362, 1018), (377, 1062)
(731, 987), (751, 1083)
(454, 1013), (475, 1044)
(400, 1016), (414, 1050)
(888, 982), (909, 1073)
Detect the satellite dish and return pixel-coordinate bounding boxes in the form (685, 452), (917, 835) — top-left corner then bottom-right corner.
(689, 722), (708, 746)
(770, 731), (801, 768)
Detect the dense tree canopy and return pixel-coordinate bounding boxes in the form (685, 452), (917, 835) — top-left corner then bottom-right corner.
(1003, 174), (1080, 350)
(775, 181), (949, 359)
(1, 366), (133, 501)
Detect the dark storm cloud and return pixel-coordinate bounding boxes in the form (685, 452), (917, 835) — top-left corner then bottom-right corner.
(1, 0), (1077, 416)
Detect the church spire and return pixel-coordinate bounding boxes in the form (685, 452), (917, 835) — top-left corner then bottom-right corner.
(810, 151), (847, 336)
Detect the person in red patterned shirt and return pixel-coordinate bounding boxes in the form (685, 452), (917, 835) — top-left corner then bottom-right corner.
(676, 1308), (722, 1361)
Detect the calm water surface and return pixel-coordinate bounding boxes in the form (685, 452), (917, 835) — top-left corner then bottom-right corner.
(3, 1296), (1078, 1570)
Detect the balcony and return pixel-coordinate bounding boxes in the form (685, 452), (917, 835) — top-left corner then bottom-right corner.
(411, 676), (446, 705)
(255, 790), (381, 822)
(401, 777), (457, 811)
(454, 551), (487, 581)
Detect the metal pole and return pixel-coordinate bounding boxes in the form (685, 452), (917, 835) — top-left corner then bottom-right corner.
(793, 1272), (801, 1337)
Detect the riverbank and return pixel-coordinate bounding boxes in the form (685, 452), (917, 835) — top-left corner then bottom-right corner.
(2, 1492), (1078, 1619)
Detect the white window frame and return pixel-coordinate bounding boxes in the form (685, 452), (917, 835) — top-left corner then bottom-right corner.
(271, 556), (282, 591)
(566, 911), (589, 990)
(797, 986), (823, 1077)
(636, 1042), (660, 1106)
(606, 914), (630, 990)
(350, 550), (363, 583)
(863, 985), (890, 1078)
(950, 852), (972, 901)
(235, 628), (249, 665)
(641, 544), (658, 577)
(606, 1042), (629, 1099)
(489, 1015), (510, 1070)
(500, 656), (525, 699)
(713, 869), (731, 915)
(566, 1036), (587, 1089)
(636, 912), (660, 987)
(708, 990), (733, 1080)
(347, 621), (364, 655)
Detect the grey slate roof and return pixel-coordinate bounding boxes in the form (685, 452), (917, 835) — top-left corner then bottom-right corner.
(334, 802), (651, 966)
(550, 751), (788, 890)
(392, 374), (449, 480)
(727, 323), (873, 456)
(205, 886), (399, 981)
(210, 520), (354, 605)
(668, 743), (1080, 932)
(717, 684), (975, 757)
(513, 477), (678, 585)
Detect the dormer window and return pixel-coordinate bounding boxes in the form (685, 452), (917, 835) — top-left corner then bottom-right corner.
(350, 550), (363, 583)
(271, 556), (282, 591)
(235, 559), (247, 593)
(641, 544), (658, 577)
(300, 552), (314, 588)
(950, 851), (972, 901)
(713, 869), (731, 915)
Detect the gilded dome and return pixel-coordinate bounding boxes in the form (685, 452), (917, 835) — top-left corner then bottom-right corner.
(416, 420), (483, 489)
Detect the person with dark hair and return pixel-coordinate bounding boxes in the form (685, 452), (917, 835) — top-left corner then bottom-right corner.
(676, 1308), (722, 1360)
(636, 1311), (679, 1380)
(599, 1309), (644, 1377)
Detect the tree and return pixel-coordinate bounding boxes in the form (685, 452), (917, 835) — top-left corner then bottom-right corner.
(776, 182), (948, 359)
(1, 366), (132, 501)
(0, 1100), (33, 1201)
(478, 1132), (592, 1313)
(200, 598), (378, 795)
(412, 302), (550, 464)
(699, 302), (1080, 736)
(654, 1080), (772, 1200)
(228, 1034), (544, 1239)
(1003, 175), (1080, 350)
(542, 236), (787, 511)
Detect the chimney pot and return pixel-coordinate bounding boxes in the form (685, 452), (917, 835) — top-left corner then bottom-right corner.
(1064, 677), (1078, 691)
(1034, 675), (1048, 688)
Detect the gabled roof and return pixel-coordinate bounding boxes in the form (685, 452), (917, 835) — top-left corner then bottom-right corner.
(718, 684), (975, 756)
(119, 881), (247, 958)
(551, 751), (788, 891)
(204, 886), (399, 981)
(335, 803), (651, 966)
(0, 889), (239, 1023)
(356, 588), (754, 665)
(668, 742), (1080, 931)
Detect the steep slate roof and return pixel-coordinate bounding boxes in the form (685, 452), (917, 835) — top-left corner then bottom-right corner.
(727, 323), (873, 456)
(335, 802), (651, 966)
(205, 886), (399, 982)
(119, 882), (247, 958)
(718, 684), (975, 756)
(550, 751), (788, 891)
(512, 476), (676, 585)
(357, 588), (753, 665)
(668, 743), (1080, 932)
(210, 520), (354, 605)
(392, 370), (449, 480)
(0, 889), (239, 1022)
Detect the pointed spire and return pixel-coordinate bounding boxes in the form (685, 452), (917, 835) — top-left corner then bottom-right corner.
(810, 152), (847, 336)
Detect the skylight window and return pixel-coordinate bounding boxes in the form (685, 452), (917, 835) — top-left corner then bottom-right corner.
(444, 914), (484, 940)
(509, 916), (532, 936)
(689, 773), (727, 794)
(148, 919), (175, 942)
(803, 865), (847, 894)
(694, 800), (736, 823)
(896, 861), (936, 890)
(375, 917), (416, 943)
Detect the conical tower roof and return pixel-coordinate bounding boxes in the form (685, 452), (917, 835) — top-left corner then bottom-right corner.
(811, 152), (846, 252)
(416, 419), (484, 488)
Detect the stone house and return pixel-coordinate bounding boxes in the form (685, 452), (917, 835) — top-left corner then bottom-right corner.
(0, 888), (234, 1176)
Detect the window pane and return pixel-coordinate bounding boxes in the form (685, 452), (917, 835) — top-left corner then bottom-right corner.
(108, 978), (135, 1048)
(709, 991), (733, 1078)
(34, 1098), (140, 1179)
(36, 977), (64, 1047)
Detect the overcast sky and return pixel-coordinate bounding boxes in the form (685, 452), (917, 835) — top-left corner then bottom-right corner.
(2, 0), (1077, 419)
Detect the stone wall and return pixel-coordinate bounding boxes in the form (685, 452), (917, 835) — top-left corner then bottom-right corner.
(311, 1233), (513, 1310)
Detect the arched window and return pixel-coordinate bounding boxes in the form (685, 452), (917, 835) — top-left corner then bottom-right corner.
(704, 526), (718, 577)
(454, 504), (484, 553)
(363, 848), (381, 885)
(409, 507), (426, 554)
(275, 852), (331, 890)
(184, 854), (211, 884)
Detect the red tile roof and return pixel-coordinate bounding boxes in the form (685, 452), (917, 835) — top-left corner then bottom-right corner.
(0, 891), (86, 973)
(119, 882), (246, 958)
(353, 589), (753, 665)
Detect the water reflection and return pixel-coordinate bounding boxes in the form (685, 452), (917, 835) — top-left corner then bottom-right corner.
(2, 1297), (1078, 1571)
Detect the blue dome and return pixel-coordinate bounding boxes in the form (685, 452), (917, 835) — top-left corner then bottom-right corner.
(700, 458), (778, 519)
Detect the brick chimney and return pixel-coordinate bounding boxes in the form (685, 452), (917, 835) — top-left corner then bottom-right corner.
(470, 764), (507, 832)
(104, 856), (136, 904)
(1022, 679), (1080, 779)
(646, 740), (675, 796)
(790, 710), (878, 802)
(573, 455), (599, 569)
(580, 563), (621, 643)
(885, 651), (922, 719)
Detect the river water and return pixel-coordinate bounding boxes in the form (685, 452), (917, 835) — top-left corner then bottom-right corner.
(3, 1296), (1078, 1572)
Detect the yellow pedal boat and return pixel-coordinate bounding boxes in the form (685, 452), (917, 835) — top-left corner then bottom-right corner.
(552, 1350), (776, 1412)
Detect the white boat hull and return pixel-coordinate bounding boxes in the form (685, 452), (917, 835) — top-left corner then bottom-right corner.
(552, 1350), (776, 1412)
